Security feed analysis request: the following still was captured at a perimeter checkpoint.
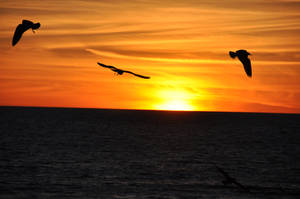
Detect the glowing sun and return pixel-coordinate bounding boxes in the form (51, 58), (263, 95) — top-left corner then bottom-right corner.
(153, 89), (197, 111)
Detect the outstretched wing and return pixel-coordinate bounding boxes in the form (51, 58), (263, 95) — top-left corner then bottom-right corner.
(124, 71), (150, 79)
(239, 57), (252, 77)
(12, 24), (25, 46)
(97, 62), (118, 70)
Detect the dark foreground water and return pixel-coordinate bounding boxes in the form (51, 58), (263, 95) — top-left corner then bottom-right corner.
(0, 107), (300, 199)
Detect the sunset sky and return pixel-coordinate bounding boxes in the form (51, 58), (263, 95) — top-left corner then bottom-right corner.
(0, 0), (300, 113)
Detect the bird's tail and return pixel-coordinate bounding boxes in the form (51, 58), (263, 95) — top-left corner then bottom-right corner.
(229, 51), (236, 59)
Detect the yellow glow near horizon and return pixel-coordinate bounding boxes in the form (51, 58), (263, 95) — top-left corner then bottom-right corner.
(155, 99), (195, 111)
(153, 89), (197, 111)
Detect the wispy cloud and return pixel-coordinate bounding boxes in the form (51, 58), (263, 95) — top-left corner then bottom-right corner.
(85, 48), (228, 64)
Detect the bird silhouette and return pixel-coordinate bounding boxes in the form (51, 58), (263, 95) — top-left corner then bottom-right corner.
(216, 166), (249, 192)
(229, 49), (252, 77)
(97, 62), (150, 79)
(12, 20), (40, 46)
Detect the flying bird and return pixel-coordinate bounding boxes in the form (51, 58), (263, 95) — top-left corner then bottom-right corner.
(229, 49), (252, 77)
(12, 20), (40, 46)
(97, 62), (150, 79)
(216, 166), (249, 192)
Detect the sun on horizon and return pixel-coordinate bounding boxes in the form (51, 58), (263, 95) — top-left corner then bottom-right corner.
(154, 100), (195, 111)
(152, 89), (198, 111)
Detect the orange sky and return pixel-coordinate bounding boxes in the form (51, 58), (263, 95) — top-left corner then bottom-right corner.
(0, 0), (300, 113)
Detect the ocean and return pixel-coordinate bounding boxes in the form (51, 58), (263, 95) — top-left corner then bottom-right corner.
(0, 106), (299, 198)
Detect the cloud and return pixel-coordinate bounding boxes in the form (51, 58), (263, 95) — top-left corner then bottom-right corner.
(85, 48), (228, 64)
(198, 87), (300, 108)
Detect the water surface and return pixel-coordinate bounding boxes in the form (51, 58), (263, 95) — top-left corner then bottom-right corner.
(0, 107), (299, 198)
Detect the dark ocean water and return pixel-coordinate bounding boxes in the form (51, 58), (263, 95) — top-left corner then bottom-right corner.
(0, 107), (300, 199)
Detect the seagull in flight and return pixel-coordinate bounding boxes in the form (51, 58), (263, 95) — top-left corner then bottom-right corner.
(216, 166), (249, 192)
(97, 62), (150, 79)
(12, 19), (40, 46)
(229, 49), (252, 77)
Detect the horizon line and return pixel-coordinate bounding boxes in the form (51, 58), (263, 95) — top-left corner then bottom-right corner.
(0, 105), (299, 115)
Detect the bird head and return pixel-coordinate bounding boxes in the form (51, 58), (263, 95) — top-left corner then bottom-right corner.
(117, 70), (124, 75)
(113, 69), (123, 75)
(31, 23), (40, 31)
